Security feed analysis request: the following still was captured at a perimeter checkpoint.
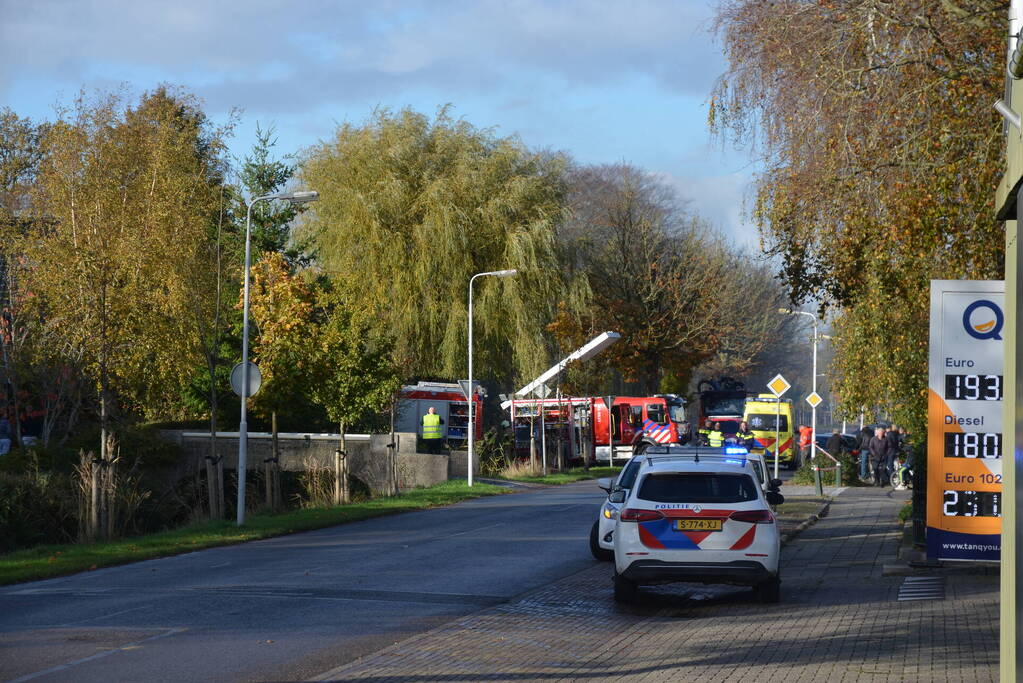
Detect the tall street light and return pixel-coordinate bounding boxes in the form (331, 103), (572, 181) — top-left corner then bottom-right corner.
(779, 308), (819, 465)
(237, 190), (319, 526)
(467, 269), (517, 487)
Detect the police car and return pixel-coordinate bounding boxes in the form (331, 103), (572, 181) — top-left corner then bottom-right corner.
(590, 444), (779, 562)
(611, 451), (784, 603)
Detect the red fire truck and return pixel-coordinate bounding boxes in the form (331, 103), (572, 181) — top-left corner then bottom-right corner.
(394, 381), (483, 443)
(591, 395), (687, 464)
(506, 394), (688, 465)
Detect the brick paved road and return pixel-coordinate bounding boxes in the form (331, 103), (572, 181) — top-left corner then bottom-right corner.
(315, 487), (997, 682)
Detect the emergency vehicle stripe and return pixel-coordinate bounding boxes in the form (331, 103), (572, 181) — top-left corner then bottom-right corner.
(638, 523), (666, 549)
(638, 519), (699, 550)
(729, 525), (757, 550)
(683, 531), (714, 544)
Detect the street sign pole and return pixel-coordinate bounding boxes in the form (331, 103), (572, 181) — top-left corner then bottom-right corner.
(767, 374), (791, 480)
(775, 402), (780, 480)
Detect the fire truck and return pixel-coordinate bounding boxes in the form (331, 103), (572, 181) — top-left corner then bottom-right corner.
(506, 394), (688, 465)
(394, 381), (483, 443)
(694, 377), (749, 439)
(591, 395), (687, 463)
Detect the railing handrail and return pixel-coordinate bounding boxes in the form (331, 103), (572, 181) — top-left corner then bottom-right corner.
(813, 444), (840, 465)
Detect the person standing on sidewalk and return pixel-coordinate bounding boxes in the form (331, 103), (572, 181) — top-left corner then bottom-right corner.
(797, 423), (813, 467)
(884, 424), (902, 482)
(869, 427), (890, 487)
(857, 425), (873, 480)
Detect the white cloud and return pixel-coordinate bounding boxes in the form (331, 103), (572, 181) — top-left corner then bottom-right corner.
(0, 0), (723, 117)
(656, 169), (761, 249)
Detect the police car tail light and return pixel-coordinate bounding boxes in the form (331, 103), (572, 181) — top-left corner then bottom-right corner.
(729, 509), (774, 524)
(620, 508), (664, 523)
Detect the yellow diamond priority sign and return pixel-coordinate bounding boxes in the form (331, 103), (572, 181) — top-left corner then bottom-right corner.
(767, 374), (790, 398)
(805, 391), (823, 408)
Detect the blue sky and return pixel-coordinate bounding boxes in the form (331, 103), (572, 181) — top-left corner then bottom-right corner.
(0, 0), (759, 245)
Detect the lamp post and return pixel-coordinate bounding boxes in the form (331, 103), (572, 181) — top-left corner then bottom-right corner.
(467, 269), (517, 487)
(779, 308), (820, 464)
(237, 190), (319, 526)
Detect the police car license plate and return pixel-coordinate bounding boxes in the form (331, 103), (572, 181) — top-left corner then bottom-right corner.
(675, 519), (722, 532)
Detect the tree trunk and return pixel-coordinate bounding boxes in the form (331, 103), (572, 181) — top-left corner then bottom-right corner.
(389, 403), (398, 495)
(267, 411), (278, 510)
(340, 420), (350, 504)
(206, 417), (218, 519)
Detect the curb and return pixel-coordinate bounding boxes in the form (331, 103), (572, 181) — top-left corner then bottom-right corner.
(779, 499), (831, 546)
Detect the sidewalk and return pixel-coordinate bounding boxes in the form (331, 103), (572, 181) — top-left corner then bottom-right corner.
(315, 487), (998, 682)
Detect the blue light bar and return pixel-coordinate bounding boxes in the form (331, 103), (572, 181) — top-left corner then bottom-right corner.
(723, 458), (745, 465)
(724, 447), (748, 455)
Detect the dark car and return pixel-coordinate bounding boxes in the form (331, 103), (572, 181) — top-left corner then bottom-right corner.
(814, 433), (860, 456)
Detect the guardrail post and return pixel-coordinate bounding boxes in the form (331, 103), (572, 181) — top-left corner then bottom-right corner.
(814, 464), (823, 496)
(835, 462), (842, 488)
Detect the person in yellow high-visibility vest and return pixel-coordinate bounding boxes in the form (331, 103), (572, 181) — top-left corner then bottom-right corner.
(422, 406), (445, 454)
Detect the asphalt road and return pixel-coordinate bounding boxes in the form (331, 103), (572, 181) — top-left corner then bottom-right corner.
(0, 481), (606, 683)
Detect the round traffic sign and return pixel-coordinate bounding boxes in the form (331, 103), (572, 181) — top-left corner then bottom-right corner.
(230, 361), (263, 398)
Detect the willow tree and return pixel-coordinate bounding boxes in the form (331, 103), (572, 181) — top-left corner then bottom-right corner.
(298, 107), (583, 384)
(26, 88), (227, 537)
(710, 1), (1005, 432)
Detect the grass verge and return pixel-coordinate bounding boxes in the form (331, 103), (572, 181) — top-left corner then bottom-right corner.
(497, 466), (620, 485)
(0, 480), (507, 586)
(774, 495), (829, 522)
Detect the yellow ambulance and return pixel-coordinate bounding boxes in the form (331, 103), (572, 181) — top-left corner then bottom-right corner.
(743, 394), (797, 469)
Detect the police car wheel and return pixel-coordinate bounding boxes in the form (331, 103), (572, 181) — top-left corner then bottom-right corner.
(613, 572), (638, 603)
(756, 577), (781, 604)
(590, 521), (613, 561)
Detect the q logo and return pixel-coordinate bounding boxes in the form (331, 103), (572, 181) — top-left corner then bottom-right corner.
(963, 299), (1003, 340)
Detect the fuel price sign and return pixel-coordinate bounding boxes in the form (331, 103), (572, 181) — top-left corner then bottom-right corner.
(927, 280), (1003, 562)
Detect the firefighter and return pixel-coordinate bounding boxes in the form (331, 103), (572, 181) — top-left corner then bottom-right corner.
(735, 420), (756, 449)
(421, 406), (445, 454)
(707, 421), (724, 448)
(697, 423), (712, 445)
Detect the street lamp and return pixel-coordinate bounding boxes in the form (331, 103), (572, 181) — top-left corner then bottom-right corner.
(467, 269), (517, 487)
(237, 190), (319, 526)
(779, 307), (820, 465)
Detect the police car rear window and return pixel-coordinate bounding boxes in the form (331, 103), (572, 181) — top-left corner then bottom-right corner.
(638, 473), (759, 504)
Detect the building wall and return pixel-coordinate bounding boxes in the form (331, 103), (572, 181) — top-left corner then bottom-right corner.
(158, 430), (449, 495)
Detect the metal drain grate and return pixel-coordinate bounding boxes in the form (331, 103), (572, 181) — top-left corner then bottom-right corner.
(897, 576), (945, 602)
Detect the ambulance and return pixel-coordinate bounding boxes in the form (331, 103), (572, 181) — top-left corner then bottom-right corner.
(742, 394), (797, 468)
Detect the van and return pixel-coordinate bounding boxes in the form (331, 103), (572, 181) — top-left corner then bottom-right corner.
(743, 394), (797, 469)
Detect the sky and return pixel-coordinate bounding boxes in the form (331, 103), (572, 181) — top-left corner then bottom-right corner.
(0, 0), (761, 246)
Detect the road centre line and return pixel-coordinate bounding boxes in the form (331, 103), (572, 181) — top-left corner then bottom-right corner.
(8, 627), (187, 683)
(59, 605), (147, 627)
(446, 522), (504, 537)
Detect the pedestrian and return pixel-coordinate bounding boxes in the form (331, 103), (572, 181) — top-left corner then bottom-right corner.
(735, 420), (756, 449)
(869, 427), (890, 487)
(885, 424), (902, 482)
(858, 425), (873, 480)
(797, 423), (812, 467)
(825, 428), (843, 456)
(421, 406), (445, 455)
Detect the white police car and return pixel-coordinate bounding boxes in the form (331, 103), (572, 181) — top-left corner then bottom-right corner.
(591, 444), (779, 562)
(611, 451), (784, 603)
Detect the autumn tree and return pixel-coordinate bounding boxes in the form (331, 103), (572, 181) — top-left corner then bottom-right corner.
(298, 107), (584, 385)
(246, 252), (318, 508)
(553, 163), (792, 395)
(710, 0), (1006, 432)
(26, 88), (228, 537)
(309, 288), (402, 503)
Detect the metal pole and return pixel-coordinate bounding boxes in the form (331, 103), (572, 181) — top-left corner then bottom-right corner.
(774, 401), (780, 480)
(467, 274), (477, 487)
(541, 396), (548, 475)
(811, 316), (818, 465)
(236, 197), (259, 526)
